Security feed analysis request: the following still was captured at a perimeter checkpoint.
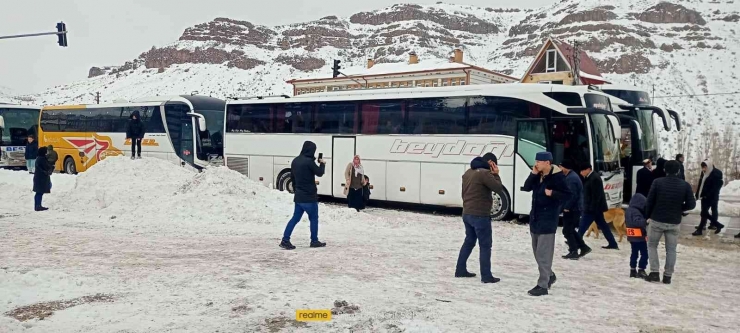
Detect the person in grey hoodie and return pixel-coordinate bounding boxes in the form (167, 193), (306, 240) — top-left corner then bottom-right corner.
(625, 193), (649, 279)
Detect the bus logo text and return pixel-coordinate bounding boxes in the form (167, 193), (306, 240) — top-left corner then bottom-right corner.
(390, 139), (513, 158)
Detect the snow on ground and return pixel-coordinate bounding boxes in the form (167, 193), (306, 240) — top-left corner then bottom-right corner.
(1, 157), (739, 332)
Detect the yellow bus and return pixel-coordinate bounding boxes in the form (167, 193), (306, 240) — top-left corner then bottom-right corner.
(38, 95), (225, 173)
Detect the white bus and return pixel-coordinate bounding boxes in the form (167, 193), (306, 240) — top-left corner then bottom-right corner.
(0, 104), (41, 169)
(600, 85), (681, 203)
(38, 95), (225, 173)
(223, 84), (623, 220)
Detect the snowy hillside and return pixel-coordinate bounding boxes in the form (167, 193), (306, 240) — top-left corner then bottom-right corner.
(18, 0), (740, 173)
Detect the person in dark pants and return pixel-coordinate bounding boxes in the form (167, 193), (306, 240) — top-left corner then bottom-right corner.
(693, 160), (724, 235)
(126, 110), (145, 160)
(578, 163), (619, 250)
(558, 159), (590, 260)
(362, 175), (371, 205)
(625, 193), (649, 279)
(344, 155), (365, 212)
(675, 154), (685, 181)
(635, 159), (654, 197)
(32, 147), (52, 211)
(521, 152), (571, 296)
(25, 135), (38, 174)
(455, 153), (503, 284)
(280, 141), (326, 250)
(645, 160), (696, 284)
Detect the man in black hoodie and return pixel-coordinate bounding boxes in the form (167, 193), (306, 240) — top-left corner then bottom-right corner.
(693, 160), (724, 236)
(126, 110), (145, 160)
(280, 141), (326, 250)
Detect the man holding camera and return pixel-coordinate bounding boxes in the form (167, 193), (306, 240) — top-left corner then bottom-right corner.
(280, 141), (327, 250)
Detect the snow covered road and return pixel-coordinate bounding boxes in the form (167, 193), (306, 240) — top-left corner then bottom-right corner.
(1, 158), (739, 332)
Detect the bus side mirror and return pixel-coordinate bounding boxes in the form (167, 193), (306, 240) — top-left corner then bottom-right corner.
(0, 115), (5, 129)
(631, 120), (643, 140)
(198, 117), (206, 131)
(607, 115), (621, 140)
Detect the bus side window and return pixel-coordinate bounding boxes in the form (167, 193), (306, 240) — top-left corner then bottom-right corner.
(361, 100), (404, 135)
(406, 97), (466, 134)
(147, 107), (166, 133)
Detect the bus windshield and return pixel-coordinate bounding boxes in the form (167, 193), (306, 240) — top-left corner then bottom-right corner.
(195, 109), (224, 158)
(635, 109), (656, 152)
(602, 89), (651, 106)
(0, 108), (39, 146)
(590, 114), (620, 172)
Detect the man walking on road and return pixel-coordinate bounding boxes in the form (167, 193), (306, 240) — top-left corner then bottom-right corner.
(522, 152), (571, 296)
(635, 159), (654, 197)
(578, 164), (619, 250)
(645, 160), (696, 284)
(693, 160), (724, 235)
(280, 141), (327, 250)
(455, 153), (503, 284)
(559, 159), (590, 260)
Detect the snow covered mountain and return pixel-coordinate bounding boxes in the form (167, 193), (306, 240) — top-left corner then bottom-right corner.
(17, 0), (740, 175)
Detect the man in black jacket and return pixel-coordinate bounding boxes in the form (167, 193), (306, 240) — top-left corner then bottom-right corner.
(126, 110), (145, 160)
(635, 159), (653, 197)
(280, 141), (326, 250)
(693, 161), (724, 235)
(645, 160), (696, 284)
(558, 159), (590, 260)
(578, 164), (619, 250)
(521, 152), (571, 296)
(675, 154), (685, 180)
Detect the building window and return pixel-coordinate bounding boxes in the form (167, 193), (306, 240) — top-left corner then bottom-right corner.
(546, 49), (557, 72)
(433, 80), (439, 87)
(442, 80), (449, 87)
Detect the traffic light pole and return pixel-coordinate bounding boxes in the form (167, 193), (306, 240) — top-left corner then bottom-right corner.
(0, 30), (66, 40)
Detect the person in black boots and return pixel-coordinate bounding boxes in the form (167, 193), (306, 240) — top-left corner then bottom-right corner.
(522, 152), (571, 296)
(578, 163), (619, 250)
(558, 159), (589, 260)
(32, 147), (52, 211)
(693, 160), (724, 236)
(635, 159), (654, 197)
(455, 153), (503, 284)
(126, 110), (145, 160)
(645, 160), (696, 284)
(625, 193), (649, 279)
(280, 141), (326, 250)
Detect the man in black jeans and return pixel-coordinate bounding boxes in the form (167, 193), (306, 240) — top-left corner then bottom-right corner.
(693, 160), (724, 235)
(559, 159), (590, 260)
(126, 110), (145, 159)
(578, 163), (619, 250)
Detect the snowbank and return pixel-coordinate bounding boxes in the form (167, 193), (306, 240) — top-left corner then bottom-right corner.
(0, 169), (76, 213)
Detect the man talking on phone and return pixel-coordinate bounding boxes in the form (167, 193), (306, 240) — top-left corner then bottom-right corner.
(280, 141), (327, 250)
(521, 152), (571, 296)
(455, 153), (503, 284)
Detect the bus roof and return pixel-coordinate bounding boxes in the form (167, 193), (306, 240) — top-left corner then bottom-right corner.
(599, 84), (649, 93)
(0, 104), (41, 110)
(41, 95), (225, 112)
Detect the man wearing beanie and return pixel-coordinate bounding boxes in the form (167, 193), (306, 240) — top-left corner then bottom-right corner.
(456, 154), (503, 284)
(644, 160), (696, 284)
(558, 159), (590, 260)
(521, 151), (571, 296)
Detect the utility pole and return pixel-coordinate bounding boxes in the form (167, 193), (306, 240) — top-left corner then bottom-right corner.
(0, 22), (68, 47)
(572, 39), (581, 86)
(89, 92), (100, 104)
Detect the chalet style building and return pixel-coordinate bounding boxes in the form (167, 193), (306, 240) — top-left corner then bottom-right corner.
(520, 37), (609, 85)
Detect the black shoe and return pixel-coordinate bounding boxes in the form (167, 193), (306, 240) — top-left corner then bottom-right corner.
(562, 251), (580, 260)
(637, 269), (648, 279)
(645, 272), (661, 283)
(681, 212), (689, 217)
(735, 232), (740, 239)
(602, 245), (619, 250)
(708, 225), (717, 230)
(528, 286), (548, 296)
(34, 206), (48, 212)
(714, 224), (724, 234)
(279, 240), (296, 250)
(481, 277), (501, 284)
(310, 241), (326, 248)
(548, 273), (557, 289)
(630, 269), (637, 278)
(578, 246), (592, 258)
(692, 229), (703, 236)
(455, 271), (476, 278)
(662, 275), (672, 284)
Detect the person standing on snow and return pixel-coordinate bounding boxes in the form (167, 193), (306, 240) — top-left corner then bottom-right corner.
(46, 145), (58, 172)
(578, 163), (619, 250)
(675, 154), (685, 181)
(558, 159), (589, 260)
(25, 135), (38, 174)
(521, 152), (571, 296)
(693, 160), (724, 236)
(126, 110), (145, 160)
(625, 193), (649, 279)
(652, 157), (667, 180)
(455, 153), (503, 284)
(280, 141), (326, 250)
(344, 155), (366, 212)
(645, 160), (696, 284)
(635, 159), (654, 197)
(32, 147), (52, 211)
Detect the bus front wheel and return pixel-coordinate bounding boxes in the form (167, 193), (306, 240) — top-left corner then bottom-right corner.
(63, 157), (77, 175)
(490, 189), (511, 221)
(276, 170), (294, 193)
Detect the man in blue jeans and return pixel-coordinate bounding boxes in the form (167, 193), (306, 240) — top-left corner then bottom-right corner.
(455, 153), (503, 283)
(280, 141), (326, 250)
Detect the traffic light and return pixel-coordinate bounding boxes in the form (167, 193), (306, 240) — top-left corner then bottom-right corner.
(56, 22), (67, 47)
(332, 59), (341, 78)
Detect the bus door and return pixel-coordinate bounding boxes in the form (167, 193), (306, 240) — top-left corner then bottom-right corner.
(624, 119), (642, 203)
(514, 119), (549, 215)
(332, 136), (355, 197)
(164, 103), (195, 168)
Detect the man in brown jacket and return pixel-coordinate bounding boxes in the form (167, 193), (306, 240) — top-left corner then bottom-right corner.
(455, 153), (503, 283)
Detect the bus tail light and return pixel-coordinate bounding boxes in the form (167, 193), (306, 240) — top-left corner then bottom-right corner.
(400, 187), (406, 192)
(439, 190), (445, 195)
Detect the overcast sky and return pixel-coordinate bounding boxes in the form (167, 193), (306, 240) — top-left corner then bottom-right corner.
(0, 0), (552, 94)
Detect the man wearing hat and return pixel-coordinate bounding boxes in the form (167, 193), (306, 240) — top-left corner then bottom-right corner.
(456, 153), (503, 284)
(521, 151), (572, 296)
(558, 159), (590, 260)
(635, 159), (654, 197)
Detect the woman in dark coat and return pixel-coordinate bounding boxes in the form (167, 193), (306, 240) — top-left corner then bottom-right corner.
(33, 147), (52, 211)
